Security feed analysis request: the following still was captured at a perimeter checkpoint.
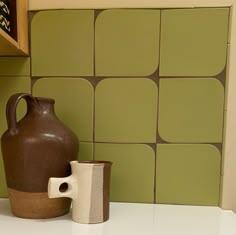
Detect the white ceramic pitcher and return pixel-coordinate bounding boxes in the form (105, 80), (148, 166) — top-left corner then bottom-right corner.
(48, 160), (112, 224)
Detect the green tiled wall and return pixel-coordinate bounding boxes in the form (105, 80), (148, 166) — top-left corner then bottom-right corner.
(79, 142), (94, 161)
(0, 57), (30, 76)
(0, 8), (230, 206)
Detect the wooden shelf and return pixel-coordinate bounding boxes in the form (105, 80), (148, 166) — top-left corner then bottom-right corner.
(0, 0), (28, 56)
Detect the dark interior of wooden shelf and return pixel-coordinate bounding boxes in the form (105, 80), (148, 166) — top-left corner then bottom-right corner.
(9, 0), (17, 41)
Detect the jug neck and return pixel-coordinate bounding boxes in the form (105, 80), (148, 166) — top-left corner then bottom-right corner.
(27, 97), (56, 116)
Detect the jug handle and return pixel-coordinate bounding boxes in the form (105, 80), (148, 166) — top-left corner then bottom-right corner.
(6, 93), (32, 133)
(48, 176), (76, 200)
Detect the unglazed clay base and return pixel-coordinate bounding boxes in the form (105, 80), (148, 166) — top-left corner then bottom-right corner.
(8, 188), (71, 219)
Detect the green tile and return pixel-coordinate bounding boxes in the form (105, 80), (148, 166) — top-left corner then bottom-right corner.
(95, 143), (155, 203)
(33, 78), (94, 141)
(31, 10), (94, 76)
(95, 10), (160, 76)
(160, 8), (229, 76)
(156, 144), (221, 206)
(158, 78), (224, 143)
(0, 151), (7, 197)
(78, 142), (93, 161)
(95, 78), (158, 143)
(0, 76), (30, 198)
(0, 57), (30, 76)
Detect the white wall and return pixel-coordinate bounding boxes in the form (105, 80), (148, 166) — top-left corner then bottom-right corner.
(222, 2), (236, 212)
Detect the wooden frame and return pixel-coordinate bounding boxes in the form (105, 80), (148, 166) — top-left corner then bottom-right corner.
(0, 0), (28, 56)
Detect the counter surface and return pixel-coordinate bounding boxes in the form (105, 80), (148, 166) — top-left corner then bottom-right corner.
(0, 199), (236, 235)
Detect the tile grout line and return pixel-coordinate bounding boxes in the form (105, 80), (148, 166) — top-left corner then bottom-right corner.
(27, 9), (226, 205)
(94, 141), (156, 145)
(154, 10), (163, 204)
(218, 7), (231, 204)
(92, 10), (96, 161)
(219, 46), (231, 206)
(93, 141), (222, 145)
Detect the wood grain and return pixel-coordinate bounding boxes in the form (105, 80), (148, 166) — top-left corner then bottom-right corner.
(17, 0), (29, 55)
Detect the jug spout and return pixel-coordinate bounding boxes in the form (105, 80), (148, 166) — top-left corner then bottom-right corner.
(27, 97), (56, 116)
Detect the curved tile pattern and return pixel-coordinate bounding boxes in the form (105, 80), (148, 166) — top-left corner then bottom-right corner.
(95, 10), (160, 76)
(31, 10), (94, 76)
(159, 8), (229, 76)
(95, 78), (158, 143)
(156, 144), (221, 206)
(33, 77), (94, 141)
(158, 78), (224, 143)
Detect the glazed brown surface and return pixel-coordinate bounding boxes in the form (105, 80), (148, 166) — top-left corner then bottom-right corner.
(103, 162), (112, 222)
(1, 93), (79, 218)
(1, 93), (79, 192)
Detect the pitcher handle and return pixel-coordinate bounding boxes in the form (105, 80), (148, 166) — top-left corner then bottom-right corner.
(48, 175), (76, 200)
(6, 93), (32, 133)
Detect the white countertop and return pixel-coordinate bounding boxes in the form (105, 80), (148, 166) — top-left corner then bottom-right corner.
(1, 199), (236, 235)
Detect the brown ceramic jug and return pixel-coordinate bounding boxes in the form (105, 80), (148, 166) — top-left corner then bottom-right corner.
(1, 93), (79, 219)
